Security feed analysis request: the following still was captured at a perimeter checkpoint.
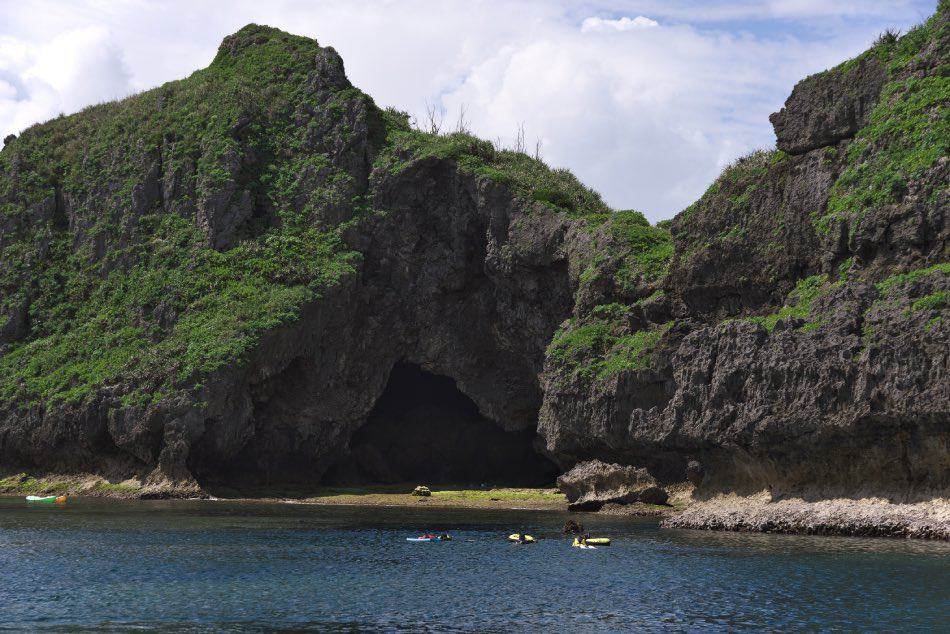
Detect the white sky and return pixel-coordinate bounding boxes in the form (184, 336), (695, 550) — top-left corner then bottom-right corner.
(0, 0), (937, 221)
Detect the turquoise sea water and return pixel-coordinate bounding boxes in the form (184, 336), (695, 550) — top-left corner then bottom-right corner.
(0, 498), (948, 631)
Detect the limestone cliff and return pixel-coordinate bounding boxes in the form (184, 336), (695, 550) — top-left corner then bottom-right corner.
(0, 24), (599, 490)
(538, 6), (949, 537)
(0, 7), (947, 536)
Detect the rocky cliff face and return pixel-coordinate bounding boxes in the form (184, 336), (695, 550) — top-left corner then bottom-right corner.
(537, 6), (949, 536)
(0, 8), (947, 536)
(0, 24), (601, 490)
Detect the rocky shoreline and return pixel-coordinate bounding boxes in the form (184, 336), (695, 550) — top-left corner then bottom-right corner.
(6, 470), (948, 540)
(664, 493), (950, 540)
(0, 472), (572, 510)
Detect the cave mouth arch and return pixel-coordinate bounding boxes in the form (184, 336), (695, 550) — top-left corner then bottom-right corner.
(323, 362), (558, 486)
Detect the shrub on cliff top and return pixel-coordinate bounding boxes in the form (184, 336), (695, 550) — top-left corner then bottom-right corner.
(374, 109), (610, 219)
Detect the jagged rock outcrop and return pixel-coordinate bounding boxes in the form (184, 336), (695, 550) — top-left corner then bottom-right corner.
(557, 459), (668, 511)
(664, 149), (828, 318)
(769, 55), (886, 155)
(0, 6), (947, 539)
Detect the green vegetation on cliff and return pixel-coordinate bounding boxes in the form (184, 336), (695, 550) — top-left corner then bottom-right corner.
(2, 5), (945, 417)
(609, 210), (673, 287)
(737, 274), (828, 332)
(679, 149), (783, 224)
(818, 8), (950, 236)
(0, 25), (371, 408)
(0, 24), (637, 412)
(876, 262), (950, 294)
(875, 263), (950, 326)
(575, 209), (673, 303)
(374, 112), (611, 219)
(670, 148), (793, 293)
(547, 305), (672, 381)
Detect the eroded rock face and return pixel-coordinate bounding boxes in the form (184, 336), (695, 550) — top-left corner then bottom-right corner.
(0, 147), (586, 488)
(540, 198), (949, 508)
(0, 25), (589, 490)
(666, 149), (827, 319)
(557, 460), (668, 511)
(125, 161), (583, 487)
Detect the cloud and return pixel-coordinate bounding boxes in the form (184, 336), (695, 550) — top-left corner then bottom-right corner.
(0, 26), (131, 141)
(0, 0), (937, 220)
(578, 0), (931, 23)
(436, 18), (876, 219)
(581, 16), (659, 32)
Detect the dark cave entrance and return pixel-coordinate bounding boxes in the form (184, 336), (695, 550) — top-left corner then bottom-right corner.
(324, 362), (558, 486)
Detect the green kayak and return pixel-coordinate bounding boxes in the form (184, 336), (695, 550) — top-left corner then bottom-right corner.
(25, 495), (67, 504)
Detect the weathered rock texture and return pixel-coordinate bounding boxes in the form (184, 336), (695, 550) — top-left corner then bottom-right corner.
(1, 7), (948, 539)
(664, 493), (950, 540)
(770, 55), (886, 155)
(557, 459), (668, 511)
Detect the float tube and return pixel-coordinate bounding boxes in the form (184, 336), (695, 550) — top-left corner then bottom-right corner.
(406, 534), (451, 542)
(507, 533), (536, 543)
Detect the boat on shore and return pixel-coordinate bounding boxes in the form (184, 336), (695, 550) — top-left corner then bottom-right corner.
(26, 495), (67, 504)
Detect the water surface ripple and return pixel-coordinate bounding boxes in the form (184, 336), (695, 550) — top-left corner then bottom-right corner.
(1, 499), (948, 631)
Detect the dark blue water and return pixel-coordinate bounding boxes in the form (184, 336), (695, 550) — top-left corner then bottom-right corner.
(1, 499), (948, 631)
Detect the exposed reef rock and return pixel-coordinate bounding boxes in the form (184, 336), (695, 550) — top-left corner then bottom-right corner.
(557, 459), (668, 511)
(1, 8), (948, 538)
(664, 493), (950, 540)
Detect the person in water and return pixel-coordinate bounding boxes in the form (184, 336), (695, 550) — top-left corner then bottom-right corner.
(518, 533), (527, 544)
